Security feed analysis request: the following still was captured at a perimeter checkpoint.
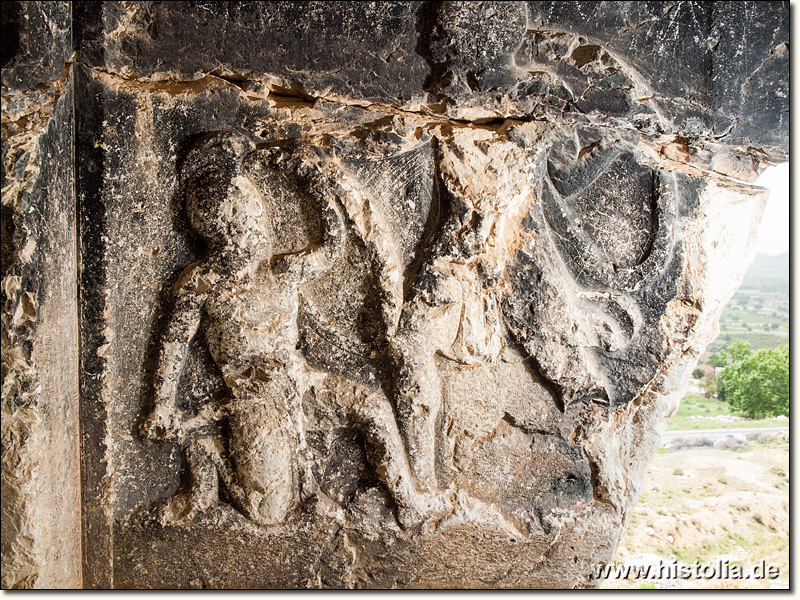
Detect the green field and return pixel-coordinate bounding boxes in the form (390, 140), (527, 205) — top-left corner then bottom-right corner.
(668, 395), (789, 431)
(700, 252), (789, 359)
(725, 313), (789, 326)
(721, 307), (782, 325)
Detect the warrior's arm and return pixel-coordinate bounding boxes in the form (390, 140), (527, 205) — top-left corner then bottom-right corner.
(277, 192), (346, 281)
(144, 262), (211, 442)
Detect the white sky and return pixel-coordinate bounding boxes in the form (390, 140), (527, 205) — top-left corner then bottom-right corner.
(755, 162), (789, 256)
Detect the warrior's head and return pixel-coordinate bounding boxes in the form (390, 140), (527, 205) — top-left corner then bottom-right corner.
(180, 132), (271, 257)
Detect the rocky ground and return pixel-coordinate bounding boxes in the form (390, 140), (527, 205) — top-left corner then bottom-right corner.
(601, 433), (789, 589)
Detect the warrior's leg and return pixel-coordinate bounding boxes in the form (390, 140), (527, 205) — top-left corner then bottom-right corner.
(393, 349), (442, 491)
(354, 389), (451, 527)
(227, 378), (297, 526)
(161, 436), (220, 524)
(352, 390), (418, 504)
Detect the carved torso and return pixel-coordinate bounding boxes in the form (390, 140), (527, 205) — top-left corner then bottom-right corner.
(203, 266), (300, 377)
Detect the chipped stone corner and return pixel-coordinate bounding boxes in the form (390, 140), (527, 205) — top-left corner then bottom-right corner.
(2, 1), (81, 589)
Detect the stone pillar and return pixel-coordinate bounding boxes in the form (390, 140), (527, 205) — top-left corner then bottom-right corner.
(1, 0), (788, 589)
(1, 1), (81, 588)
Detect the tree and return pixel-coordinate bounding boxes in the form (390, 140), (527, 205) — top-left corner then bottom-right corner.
(721, 340), (752, 364)
(718, 344), (789, 418)
(708, 353), (726, 368)
(692, 367), (706, 380)
(703, 371), (717, 399)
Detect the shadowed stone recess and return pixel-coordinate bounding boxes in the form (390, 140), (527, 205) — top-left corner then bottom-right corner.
(1, 0), (788, 589)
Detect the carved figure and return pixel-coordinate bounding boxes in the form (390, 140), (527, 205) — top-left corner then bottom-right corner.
(143, 133), (444, 527)
(389, 141), (536, 490)
(391, 214), (504, 491)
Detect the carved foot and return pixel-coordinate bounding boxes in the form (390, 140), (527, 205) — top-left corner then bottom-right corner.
(158, 486), (217, 527)
(158, 493), (196, 526)
(156, 436), (222, 526)
(396, 489), (454, 530)
(238, 489), (292, 527)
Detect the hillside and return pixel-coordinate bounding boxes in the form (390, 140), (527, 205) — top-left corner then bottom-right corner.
(740, 251), (789, 290)
(703, 252), (789, 357)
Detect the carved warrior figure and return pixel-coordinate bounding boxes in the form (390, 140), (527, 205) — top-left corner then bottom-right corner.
(143, 133), (444, 527)
(389, 139), (535, 491)
(140, 125), (671, 533)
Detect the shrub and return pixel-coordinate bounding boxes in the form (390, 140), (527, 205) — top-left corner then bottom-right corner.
(713, 434), (748, 452)
(669, 436), (714, 451)
(744, 431), (773, 443)
(718, 343), (789, 418)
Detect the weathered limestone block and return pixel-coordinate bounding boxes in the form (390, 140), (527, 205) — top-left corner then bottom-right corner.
(1, 0), (788, 589)
(2, 1), (80, 589)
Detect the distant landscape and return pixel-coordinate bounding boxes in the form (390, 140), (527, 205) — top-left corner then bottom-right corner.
(607, 251), (789, 589)
(702, 251), (789, 357)
(605, 434), (789, 590)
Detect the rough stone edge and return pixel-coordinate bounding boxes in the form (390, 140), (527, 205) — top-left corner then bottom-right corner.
(582, 176), (770, 586)
(1, 52), (82, 595)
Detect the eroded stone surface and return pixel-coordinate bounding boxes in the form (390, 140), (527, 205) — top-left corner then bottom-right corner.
(2, 1), (80, 588)
(1, 0), (788, 589)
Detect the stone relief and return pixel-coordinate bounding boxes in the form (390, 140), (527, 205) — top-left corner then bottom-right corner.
(139, 123), (681, 535)
(142, 133), (452, 528)
(2, 0), (785, 589)
(503, 126), (683, 413)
